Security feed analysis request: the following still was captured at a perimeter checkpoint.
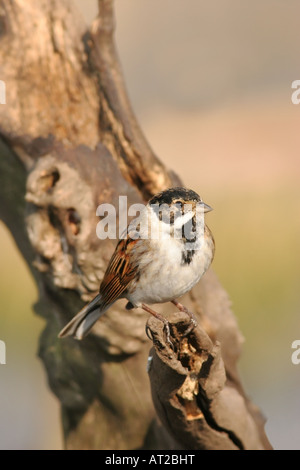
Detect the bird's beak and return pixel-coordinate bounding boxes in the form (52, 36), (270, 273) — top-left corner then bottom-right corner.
(201, 202), (213, 213)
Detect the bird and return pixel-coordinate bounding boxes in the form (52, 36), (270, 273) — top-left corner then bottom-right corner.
(58, 187), (215, 342)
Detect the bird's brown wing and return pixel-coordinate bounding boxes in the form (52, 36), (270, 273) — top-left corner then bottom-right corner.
(99, 236), (139, 308)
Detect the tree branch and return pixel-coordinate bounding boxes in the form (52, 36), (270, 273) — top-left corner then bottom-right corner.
(89, 0), (179, 198)
(147, 313), (272, 450)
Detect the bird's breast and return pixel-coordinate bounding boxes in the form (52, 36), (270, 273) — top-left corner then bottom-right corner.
(127, 234), (213, 306)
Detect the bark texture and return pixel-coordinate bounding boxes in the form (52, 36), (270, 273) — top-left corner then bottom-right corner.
(0, 0), (272, 450)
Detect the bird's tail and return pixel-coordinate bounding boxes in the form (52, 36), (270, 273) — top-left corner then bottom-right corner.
(58, 294), (108, 340)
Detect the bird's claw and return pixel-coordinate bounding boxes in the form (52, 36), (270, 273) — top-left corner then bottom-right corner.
(181, 316), (197, 337)
(146, 320), (175, 351)
(145, 323), (154, 341)
(163, 321), (175, 351)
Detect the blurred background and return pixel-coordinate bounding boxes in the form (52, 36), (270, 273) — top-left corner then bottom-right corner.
(0, 0), (299, 449)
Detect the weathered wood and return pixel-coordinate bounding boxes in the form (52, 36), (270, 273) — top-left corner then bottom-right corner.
(147, 312), (272, 450)
(0, 0), (271, 449)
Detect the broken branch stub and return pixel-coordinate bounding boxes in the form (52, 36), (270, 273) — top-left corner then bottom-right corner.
(147, 312), (272, 450)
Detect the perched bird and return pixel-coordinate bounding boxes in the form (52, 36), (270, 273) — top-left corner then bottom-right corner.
(58, 187), (215, 341)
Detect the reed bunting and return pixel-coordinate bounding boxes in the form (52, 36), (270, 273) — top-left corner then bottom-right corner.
(59, 187), (215, 341)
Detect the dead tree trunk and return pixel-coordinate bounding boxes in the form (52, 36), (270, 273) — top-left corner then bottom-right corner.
(0, 0), (272, 450)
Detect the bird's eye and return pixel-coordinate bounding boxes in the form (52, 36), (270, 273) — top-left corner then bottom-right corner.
(173, 200), (183, 208)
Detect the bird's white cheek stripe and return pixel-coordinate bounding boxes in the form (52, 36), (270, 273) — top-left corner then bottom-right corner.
(174, 211), (194, 229)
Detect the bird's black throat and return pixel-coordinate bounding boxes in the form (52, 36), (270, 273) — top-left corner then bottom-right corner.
(181, 213), (197, 265)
